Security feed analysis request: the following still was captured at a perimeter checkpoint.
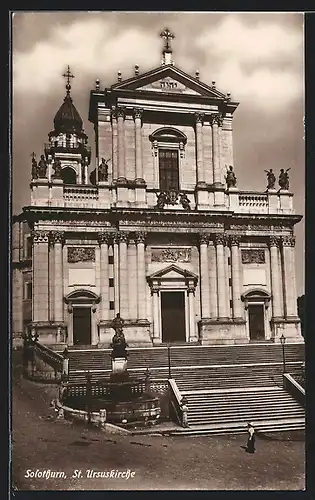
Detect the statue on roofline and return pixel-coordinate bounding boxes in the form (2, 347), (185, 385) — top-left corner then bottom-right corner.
(226, 165), (237, 188)
(37, 154), (47, 178)
(264, 169), (276, 190)
(279, 168), (290, 190)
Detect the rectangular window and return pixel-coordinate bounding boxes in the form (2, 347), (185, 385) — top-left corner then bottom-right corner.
(109, 278), (114, 287)
(25, 282), (32, 300)
(109, 301), (115, 310)
(26, 237), (32, 258)
(108, 255), (114, 265)
(159, 149), (179, 191)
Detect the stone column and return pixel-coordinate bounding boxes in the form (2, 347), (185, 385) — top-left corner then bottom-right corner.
(199, 233), (210, 318)
(118, 232), (129, 317)
(84, 159), (89, 185)
(113, 233), (120, 314)
(32, 231), (49, 322)
(127, 235), (138, 319)
(135, 231), (147, 320)
(117, 108), (126, 181)
(98, 232), (111, 321)
(195, 113), (205, 184)
(208, 239), (218, 318)
(282, 236), (298, 317)
(230, 236), (242, 318)
(187, 287), (197, 341)
(51, 231), (64, 322)
(111, 108), (118, 180)
(269, 236), (282, 318)
(152, 287), (160, 341)
(211, 114), (223, 185)
(134, 108), (144, 182)
(215, 234), (228, 318)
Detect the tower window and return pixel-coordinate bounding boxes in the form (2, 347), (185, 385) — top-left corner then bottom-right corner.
(159, 149), (179, 191)
(26, 237), (32, 258)
(25, 282), (32, 300)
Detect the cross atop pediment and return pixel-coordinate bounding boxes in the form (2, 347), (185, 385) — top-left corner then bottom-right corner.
(160, 28), (175, 66)
(160, 28), (175, 51)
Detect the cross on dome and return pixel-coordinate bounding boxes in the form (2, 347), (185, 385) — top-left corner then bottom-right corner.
(63, 65), (75, 94)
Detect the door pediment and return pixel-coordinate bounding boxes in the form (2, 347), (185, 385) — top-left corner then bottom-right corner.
(147, 264), (198, 292)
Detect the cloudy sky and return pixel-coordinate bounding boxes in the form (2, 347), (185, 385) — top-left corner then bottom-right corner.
(12, 12), (305, 294)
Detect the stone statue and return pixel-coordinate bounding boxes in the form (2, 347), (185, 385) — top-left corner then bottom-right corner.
(180, 193), (191, 210)
(37, 154), (47, 178)
(226, 165), (237, 188)
(279, 168), (290, 190)
(110, 313), (128, 359)
(264, 169), (276, 190)
(31, 157), (38, 179)
(53, 159), (62, 179)
(98, 158), (109, 182)
(156, 191), (168, 209)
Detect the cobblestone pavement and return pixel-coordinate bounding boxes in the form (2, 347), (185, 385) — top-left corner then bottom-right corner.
(11, 357), (305, 491)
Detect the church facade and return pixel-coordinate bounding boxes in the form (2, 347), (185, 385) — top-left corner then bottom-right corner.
(12, 30), (303, 347)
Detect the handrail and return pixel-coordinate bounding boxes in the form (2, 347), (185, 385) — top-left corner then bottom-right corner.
(283, 373), (305, 407)
(168, 378), (184, 426)
(34, 342), (63, 370)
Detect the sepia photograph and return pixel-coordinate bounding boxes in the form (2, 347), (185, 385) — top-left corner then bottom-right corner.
(11, 11), (305, 491)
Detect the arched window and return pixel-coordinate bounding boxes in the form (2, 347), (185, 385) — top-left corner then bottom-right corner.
(149, 127), (187, 192)
(62, 166), (77, 184)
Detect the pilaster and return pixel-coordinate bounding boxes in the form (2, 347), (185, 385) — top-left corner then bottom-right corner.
(32, 230), (49, 322)
(135, 231), (147, 321)
(199, 233), (210, 318)
(230, 236), (242, 319)
(214, 233), (228, 319)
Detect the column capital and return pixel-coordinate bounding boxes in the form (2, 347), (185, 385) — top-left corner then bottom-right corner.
(116, 107), (126, 119)
(199, 232), (209, 245)
(134, 231), (147, 244)
(114, 231), (129, 244)
(97, 231), (113, 245)
(195, 112), (205, 125)
(133, 108), (144, 121)
(230, 235), (241, 246)
(110, 106), (118, 120)
(150, 284), (160, 296)
(268, 235), (281, 248)
(50, 231), (65, 245)
(282, 235), (296, 247)
(31, 230), (49, 243)
(214, 233), (226, 246)
(211, 113), (224, 127)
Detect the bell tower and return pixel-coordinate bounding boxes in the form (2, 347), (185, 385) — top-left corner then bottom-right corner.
(43, 65), (91, 185)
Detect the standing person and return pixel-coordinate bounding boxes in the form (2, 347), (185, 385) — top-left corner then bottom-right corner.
(246, 422), (256, 453)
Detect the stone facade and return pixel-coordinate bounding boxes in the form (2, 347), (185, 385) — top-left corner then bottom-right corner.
(12, 41), (303, 347)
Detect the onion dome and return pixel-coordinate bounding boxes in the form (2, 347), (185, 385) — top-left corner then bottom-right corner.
(53, 66), (83, 134)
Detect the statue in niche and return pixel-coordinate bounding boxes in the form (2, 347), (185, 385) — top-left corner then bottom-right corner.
(37, 154), (47, 178)
(226, 165), (237, 188)
(279, 168), (290, 190)
(264, 169), (276, 190)
(53, 159), (62, 179)
(98, 158), (109, 182)
(155, 191), (168, 209)
(180, 192), (191, 210)
(110, 313), (128, 359)
(31, 156), (38, 179)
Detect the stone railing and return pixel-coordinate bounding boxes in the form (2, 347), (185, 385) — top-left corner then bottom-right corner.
(239, 193), (268, 209)
(64, 186), (99, 201)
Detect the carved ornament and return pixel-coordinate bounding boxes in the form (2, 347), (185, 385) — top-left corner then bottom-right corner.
(31, 230), (49, 244)
(151, 247), (191, 263)
(67, 247), (95, 263)
(241, 249), (265, 264)
(282, 235), (296, 247)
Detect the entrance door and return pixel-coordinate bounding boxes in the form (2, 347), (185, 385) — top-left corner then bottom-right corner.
(161, 291), (186, 343)
(248, 304), (265, 341)
(73, 307), (91, 345)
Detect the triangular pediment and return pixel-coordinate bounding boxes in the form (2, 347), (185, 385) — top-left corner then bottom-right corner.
(148, 264), (198, 281)
(111, 65), (226, 99)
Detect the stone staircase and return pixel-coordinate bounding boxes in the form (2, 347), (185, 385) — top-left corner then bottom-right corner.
(63, 343), (305, 434)
(174, 387), (305, 435)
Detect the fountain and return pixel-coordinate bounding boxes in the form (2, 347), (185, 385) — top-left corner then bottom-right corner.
(61, 314), (161, 427)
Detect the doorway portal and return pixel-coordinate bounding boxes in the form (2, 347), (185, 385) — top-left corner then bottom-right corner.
(161, 291), (186, 343)
(73, 307), (91, 345)
(248, 304), (265, 341)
